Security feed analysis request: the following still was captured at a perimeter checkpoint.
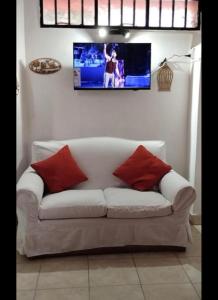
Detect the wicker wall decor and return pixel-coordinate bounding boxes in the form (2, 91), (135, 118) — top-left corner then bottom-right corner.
(29, 58), (61, 74)
(157, 63), (173, 91)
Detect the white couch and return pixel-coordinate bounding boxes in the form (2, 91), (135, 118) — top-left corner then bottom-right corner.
(16, 137), (196, 257)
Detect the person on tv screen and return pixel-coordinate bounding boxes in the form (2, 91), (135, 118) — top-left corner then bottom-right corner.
(103, 44), (121, 88)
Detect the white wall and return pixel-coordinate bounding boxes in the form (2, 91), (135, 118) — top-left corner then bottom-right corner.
(194, 86), (201, 215)
(20, 0), (197, 179)
(17, 0), (27, 180)
(188, 44), (201, 217)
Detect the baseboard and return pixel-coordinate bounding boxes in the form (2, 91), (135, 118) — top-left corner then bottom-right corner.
(190, 214), (201, 225)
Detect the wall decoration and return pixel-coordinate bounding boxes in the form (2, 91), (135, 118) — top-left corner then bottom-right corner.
(157, 63), (173, 91)
(29, 58), (61, 74)
(155, 54), (193, 91)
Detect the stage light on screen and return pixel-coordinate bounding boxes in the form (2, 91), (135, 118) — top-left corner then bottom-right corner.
(99, 28), (108, 38)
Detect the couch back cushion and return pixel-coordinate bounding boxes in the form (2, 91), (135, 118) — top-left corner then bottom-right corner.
(31, 137), (166, 190)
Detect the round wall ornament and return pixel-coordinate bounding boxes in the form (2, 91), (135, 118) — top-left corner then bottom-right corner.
(29, 58), (61, 74)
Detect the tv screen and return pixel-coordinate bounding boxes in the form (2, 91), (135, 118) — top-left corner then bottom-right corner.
(73, 43), (151, 90)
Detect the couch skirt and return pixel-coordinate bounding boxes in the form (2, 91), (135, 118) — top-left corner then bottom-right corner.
(17, 209), (192, 257)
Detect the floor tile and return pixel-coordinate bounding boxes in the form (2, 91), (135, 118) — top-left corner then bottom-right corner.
(17, 263), (40, 290)
(30, 254), (88, 265)
(193, 283), (201, 298)
(194, 225), (201, 233)
(16, 252), (29, 264)
(90, 285), (144, 300)
(177, 238), (201, 258)
(132, 251), (177, 259)
(89, 258), (140, 286)
(16, 252), (82, 264)
(135, 257), (189, 284)
(142, 283), (200, 300)
(179, 257), (201, 283)
(16, 252), (44, 265)
(88, 253), (132, 260)
(35, 288), (89, 300)
(16, 290), (35, 300)
(37, 259), (88, 289)
(191, 226), (201, 237)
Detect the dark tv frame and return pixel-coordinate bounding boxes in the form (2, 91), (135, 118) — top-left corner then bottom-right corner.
(73, 42), (151, 91)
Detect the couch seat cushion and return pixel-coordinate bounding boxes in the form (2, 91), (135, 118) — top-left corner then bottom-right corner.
(104, 188), (173, 218)
(39, 190), (106, 220)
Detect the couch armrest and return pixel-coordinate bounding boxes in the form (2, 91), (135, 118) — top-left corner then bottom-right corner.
(159, 170), (196, 212)
(17, 167), (44, 221)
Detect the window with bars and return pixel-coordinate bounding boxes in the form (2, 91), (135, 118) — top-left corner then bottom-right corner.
(40, 0), (200, 30)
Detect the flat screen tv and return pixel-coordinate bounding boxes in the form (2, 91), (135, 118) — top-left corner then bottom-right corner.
(73, 43), (151, 90)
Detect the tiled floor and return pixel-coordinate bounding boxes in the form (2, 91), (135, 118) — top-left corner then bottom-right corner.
(16, 225), (201, 300)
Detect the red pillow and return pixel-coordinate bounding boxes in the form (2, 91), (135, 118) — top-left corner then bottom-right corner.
(31, 145), (88, 193)
(113, 145), (172, 191)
